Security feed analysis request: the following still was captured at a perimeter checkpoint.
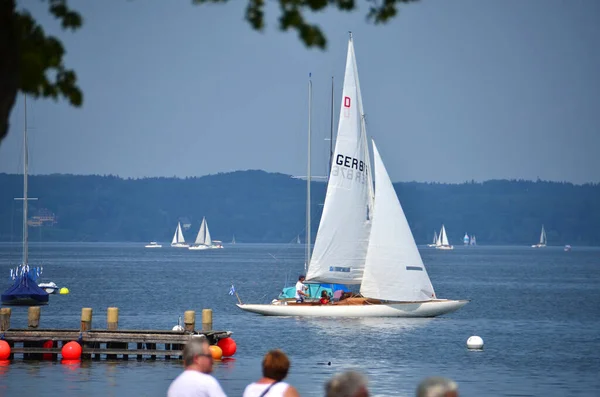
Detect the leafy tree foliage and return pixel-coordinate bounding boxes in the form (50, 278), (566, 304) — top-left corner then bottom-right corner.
(0, 0), (83, 144)
(0, 171), (598, 245)
(0, 0), (416, 145)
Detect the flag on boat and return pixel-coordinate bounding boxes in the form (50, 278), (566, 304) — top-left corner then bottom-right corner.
(229, 284), (236, 296)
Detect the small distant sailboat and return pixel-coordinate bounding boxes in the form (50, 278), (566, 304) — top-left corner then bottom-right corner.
(564, 244), (571, 252)
(463, 233), (470, 246)
(145, 241), (162, 248)
(435, 225), (454, 250)
(531, 225), (547, 248)
(470, 235), (477, 246)
(296, 235), (301, 244)
(189, 217), (223, 250)
(189, 217), (212, 250)
(170, 222), (189, 248)
(231, 235), (236, 244)
(427, 230), (438, 247)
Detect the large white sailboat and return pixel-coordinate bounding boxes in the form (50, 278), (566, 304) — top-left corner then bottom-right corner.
(189, 217), (213, 250)
(237, 34), (468, 318)
(435, 224), (454, 250)
(532, 225), (547, 248)
(170, 222), (189, 248)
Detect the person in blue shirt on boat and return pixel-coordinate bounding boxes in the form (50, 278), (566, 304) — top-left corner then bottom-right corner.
(295, 275), (308, 303)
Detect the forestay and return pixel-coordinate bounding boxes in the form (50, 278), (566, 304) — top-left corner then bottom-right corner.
(306, 36), (374, 285)
(360, 141), (436, 302)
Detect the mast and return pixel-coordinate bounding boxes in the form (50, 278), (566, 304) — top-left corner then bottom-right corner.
(305, 73), (312, 272)
(329, 76), (334, 175)
(23, 95), (28, 265)
(13, 96), (38, 267)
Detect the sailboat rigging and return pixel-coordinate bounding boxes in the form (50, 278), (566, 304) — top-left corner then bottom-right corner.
(236, 33), (468, 317)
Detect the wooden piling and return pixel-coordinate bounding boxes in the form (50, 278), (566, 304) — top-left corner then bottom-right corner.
(81, 308), (93, 359)
(28, 307), (41, 329)
(81, 308), (93, 331)
(184, 310), (195, 332)
(0, 307), (11, 331)
(202, 309), (213, 331)
(107, 307), (118, 331)
(106, 307), (119, 359)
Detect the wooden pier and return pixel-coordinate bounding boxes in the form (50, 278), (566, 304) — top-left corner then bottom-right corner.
(0, 307), (233, 361)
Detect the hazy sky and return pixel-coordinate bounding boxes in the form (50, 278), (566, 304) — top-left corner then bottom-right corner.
(1, 0), (599, 183)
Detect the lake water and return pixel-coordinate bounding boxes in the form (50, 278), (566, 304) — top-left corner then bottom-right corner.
(1, 243), (599, 397)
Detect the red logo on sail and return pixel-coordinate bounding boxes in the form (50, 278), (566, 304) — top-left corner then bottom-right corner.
(344, 96), (351, 108)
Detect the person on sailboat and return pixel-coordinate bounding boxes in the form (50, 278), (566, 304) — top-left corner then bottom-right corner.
(319, 290), (330, 305)
(243, 349), (300, 397)
(295, 275), (308, 303)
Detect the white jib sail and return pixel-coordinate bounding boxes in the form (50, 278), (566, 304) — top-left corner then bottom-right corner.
(307, 36), (374, 284)
(360, 140), (435, 302)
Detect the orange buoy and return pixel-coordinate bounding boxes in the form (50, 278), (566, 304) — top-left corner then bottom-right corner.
(61, 341), (82, 360)
(209, 345), (223, 360)
(217, 337), (237, 357)
(42, 340), (54, 360)
(0, 340), (10, 360)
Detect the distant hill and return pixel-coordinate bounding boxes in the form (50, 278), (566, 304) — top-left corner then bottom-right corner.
(0, 171), (598, 246)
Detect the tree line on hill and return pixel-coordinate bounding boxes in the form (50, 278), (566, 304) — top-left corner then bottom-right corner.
(0, 170), (598, 246)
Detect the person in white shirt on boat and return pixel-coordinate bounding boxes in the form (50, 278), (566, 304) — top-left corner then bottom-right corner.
(295, 275), (308, 303)
(243, 349), (300, 397)
(167, 338), (228, 397)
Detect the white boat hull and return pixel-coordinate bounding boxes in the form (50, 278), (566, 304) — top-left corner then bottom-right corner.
(145, 244), (162, 248)
(237, 299), (468, 318)
(188, 245), (210, 250)
(531, 244), (546, 248)
(171, 243), (189, 248)
(38, 282), (59, 294)
(435, 245), (454, 250)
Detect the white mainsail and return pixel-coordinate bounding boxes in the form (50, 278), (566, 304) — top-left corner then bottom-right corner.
(306, 35), (374, 284)
(432, 230), (438, 244)
(194, 217), (212, 246)
(540, 225), (547, 245)
(171, 222), (185, 245)
(360, 141), (435, 301)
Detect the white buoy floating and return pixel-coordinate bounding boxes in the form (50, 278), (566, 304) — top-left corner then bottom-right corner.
(467, 335), (484, 350)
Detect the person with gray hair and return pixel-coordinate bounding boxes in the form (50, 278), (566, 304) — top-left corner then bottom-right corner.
(167, 337), (227, 397)
(415, 377), (459, 397)
(324, 371), (369, 397)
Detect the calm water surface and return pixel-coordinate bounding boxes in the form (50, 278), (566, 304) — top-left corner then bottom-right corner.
(0, 243), (599, 397)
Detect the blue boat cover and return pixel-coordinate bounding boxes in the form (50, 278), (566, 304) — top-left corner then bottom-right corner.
(1, 270), (49, 305)
(279, 283), (350, 299)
